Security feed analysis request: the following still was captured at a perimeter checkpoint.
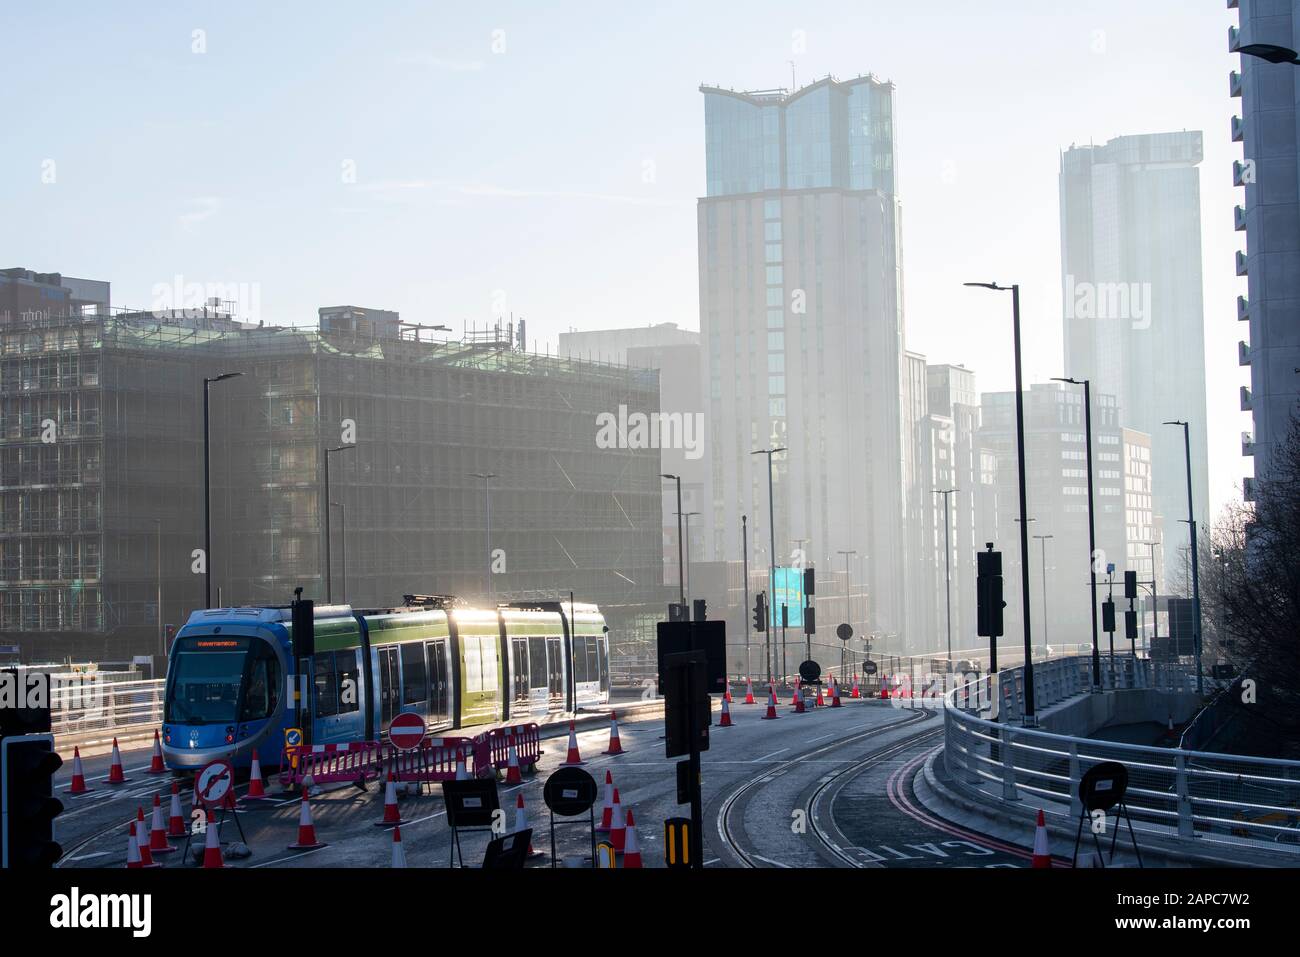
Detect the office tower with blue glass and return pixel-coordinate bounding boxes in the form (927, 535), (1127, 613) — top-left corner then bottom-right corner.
(697, 75), (917, 648)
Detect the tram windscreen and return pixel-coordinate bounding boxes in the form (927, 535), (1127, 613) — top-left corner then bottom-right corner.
(165, 635), (252, 724)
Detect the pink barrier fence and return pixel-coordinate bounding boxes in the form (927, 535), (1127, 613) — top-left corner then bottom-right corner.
(475, 723), (542, 775)
(279, 741), (386, 788)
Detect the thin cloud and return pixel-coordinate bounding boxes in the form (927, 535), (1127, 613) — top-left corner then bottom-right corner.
(178, 196), (220, 232)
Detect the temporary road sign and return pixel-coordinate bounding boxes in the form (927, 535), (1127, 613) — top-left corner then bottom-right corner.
(195, 759), (234, 808)
(837, 623), (853, 642)
(284, 727), (303, 753)
(389, 712), (426, 751)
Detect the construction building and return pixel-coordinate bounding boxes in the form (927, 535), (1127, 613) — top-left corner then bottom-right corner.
(0, 270), (668, 666)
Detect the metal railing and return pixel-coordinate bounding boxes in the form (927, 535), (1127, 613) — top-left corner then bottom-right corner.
(50, 676), (165, 750)
(942, 657), (1300, 857)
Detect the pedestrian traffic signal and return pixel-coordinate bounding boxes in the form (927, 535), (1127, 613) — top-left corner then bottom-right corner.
(752, 593), (767, 633)
(1125, 608), (1138, 642)
(976, 546), (1005, 638)
(1124, 570), (1137, 600)
(1, 734), (63, 868)
(803, 567), (815, 595)
(1102, 598), (1116, 634)
(803, 606), (816, 635)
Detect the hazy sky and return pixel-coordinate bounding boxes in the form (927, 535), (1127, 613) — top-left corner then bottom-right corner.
(1, 1), (1248, 512)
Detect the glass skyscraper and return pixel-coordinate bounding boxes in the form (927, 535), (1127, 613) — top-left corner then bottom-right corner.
(698, 75), (919, 646)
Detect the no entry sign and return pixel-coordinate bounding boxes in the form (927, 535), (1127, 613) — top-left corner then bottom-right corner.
(389, 712), (426, 751)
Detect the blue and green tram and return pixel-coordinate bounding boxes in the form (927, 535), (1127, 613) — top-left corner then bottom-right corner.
(160, 598), (610, 770)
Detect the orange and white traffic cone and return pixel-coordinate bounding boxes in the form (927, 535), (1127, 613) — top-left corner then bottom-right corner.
(167, 781), (186, 837)
(724, 681), (732, 703)
(243, 749), (269, 801)
(563, 721), (584, 765)
(390, 825), (408, 868)
(608, 789), (626, 851)
(107, 738), (128, 784)
(762, 686), (780, 720)
(744, 677), (756, 705)
(831, 680), (842, 708)
(791, 677), (800, 707)
(719, 696), (733, 727)
(881, 676), (891, 700)
(504, 734), (524, 783)
(202, 810), (224, 868)
(814, 683), (825, 707)
(65, 746), (92, 795)
(134, 811), (159, 868)
(288, 787), (326, 850)
(454, 749), (469, 781)
(602, 713), (626, 756)
(622, 808), (643, 868)
(851, 676), (861, 699)
(597, 771), (615, 832)
(794, 688), (806, 714)
(514, 793), (542, 857)
(125, 826), (143, 869)
(1031, 809), (1051, 868)
(147, 730), (166, 774)
(149, 794), (176, 854)
(375, 772), (406, 827)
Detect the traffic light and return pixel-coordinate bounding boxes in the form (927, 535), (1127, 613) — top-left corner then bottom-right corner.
(1125, 608), (1138, 642)
(976, 546), (1005, 638)
(1102, 598), (1116, 634)
(668, 602), (689, 622)
(692, 598), (707, 622)
(1124, 571), (1138, 600)
(1, 734), (63, 868)
(803, 606), (816, 635)
(752, 592), (767, 633)
(803, 567), (815, 596)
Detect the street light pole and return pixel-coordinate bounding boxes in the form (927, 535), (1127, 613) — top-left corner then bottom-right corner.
(331, 500), (347, 603)
(324, 444), (355, 603)
(966, 282), (1035, 724)
(837, 548), (857, 678)
(1164, 420), (1204, 693)
(662, 474), (685, 606)
(1055, 376), (1101, 691)
(678, 511), (700, 602)
(471, 472), (498, 602)
(743, 515), (751, 680)
(752, 448), (787, 684)
(203, 372), (243, 609)
(1033, 534), (1053, 656)
(932, 491), (957, 671)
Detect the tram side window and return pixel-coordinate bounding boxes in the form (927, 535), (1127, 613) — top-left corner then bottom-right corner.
(571, 636), (589, 683)
(314, 654), (338, 718)
(479, 637), (498, 693)
(585, 638), (598, 684)
(528, 636), (547, 688)
(239, 642), (281, 722)
(335, 651), (359, 714)
(464, 640), (482, 693)
(401, 642), (427, 704)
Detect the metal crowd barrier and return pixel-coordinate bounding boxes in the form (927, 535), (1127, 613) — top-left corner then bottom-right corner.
(50, 675), (165, 749)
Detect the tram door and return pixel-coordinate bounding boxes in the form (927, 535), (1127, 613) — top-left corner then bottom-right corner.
(427, 640), (450, 728)
(546, 637), (564, 710)
(377, 646), (400, 734)
(510, 637), (530, 711)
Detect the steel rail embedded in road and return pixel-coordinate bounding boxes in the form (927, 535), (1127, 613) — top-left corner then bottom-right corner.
(716, 709), (934, 868)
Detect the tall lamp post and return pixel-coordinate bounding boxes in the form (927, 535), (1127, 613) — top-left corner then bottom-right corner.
(1163, 420), (1204, 693)
(932, 490), (957, 671)
(323, 444), (355, 603)
(678, 511), (700, 602)
(471, 472), (498, 602)
(661, 474), (685, 606)
(1053, 376), (1102, 692)
(1032, 534), (1054, 657)
(837, 548), (857, 677)
(742, 515), (751, 680)
(752, 447), (787, 682)
(203, 371), (243, 609)
(330, 500), (348, 603)
(965, 282), (1036, 724)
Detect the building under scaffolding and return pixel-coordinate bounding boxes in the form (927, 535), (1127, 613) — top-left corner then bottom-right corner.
(0, 270), (669, 666)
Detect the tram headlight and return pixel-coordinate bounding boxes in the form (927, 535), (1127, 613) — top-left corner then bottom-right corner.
(225, 725), (235, 744)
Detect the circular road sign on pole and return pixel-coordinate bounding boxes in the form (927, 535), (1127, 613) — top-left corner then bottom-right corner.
(836, 623), (853, 642)
(388, 712), (427, 751)
(195, 758), (235, 808)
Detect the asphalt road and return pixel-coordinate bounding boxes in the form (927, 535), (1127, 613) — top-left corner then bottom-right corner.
(51, 694), (1045, 869)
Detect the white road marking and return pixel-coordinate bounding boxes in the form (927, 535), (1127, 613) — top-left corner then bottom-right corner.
(66, 851), (110, 862)
(751, 748), (790, 763)
(751, 854), (791, 869)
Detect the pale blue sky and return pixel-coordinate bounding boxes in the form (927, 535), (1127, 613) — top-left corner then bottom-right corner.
(1, 1), (1248, 511)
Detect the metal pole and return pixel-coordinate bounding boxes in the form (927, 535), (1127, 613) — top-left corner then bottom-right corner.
(1183, 426), (1204, 694)
(203, 379), (212, 609)
(485, 478), (492, 602)
(156, 518), (163, 657)
(743, 515), (751, 681)
(1009, 286), (1036, 724)
(933, 492), (955, 670)
(1082, 381), (1101, 691)
(673, 476), (685, 605)
(338, 502), (347, 604)
(323, 447), (332, 603)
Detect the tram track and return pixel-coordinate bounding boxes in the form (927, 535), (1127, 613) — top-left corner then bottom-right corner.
(714, 708), (935, 868)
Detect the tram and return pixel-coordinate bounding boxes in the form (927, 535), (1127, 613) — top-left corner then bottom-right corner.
(160, 596), (609, 770)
